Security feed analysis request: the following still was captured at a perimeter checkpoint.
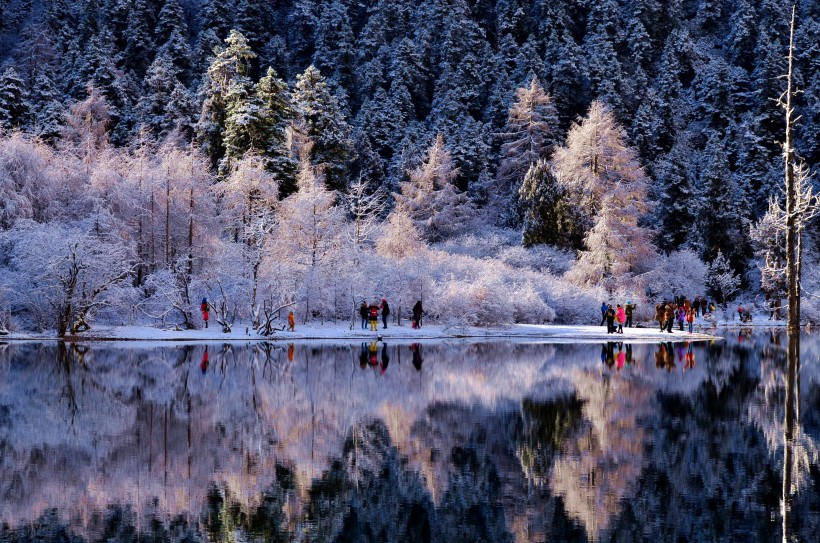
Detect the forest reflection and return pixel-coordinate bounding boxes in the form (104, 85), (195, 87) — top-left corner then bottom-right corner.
(1, 333), (819, 542)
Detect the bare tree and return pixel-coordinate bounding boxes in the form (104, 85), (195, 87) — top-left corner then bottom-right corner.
(344, 174), (387, 245)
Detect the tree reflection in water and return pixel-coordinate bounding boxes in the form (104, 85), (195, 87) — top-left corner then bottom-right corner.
(2, 335), (820, 542)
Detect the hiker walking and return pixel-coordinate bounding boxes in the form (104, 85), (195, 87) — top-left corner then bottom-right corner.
(359, 301), (368, 329)
(664, 303), (675, 333)
(201, 298), (210, 328)
(368, 301), (379, 331)
(380, 298), (390, 329)
(655, 303), (665, 332)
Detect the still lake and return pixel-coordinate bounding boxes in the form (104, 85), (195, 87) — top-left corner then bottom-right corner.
(0, 331), (817, 542)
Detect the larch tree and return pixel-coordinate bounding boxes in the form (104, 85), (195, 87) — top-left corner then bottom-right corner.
(274, 148), (346, 321)
(396, 133), (474, 242)
(494, 75), (559, 225)
(553, 101), (656, 290)
(552, 100), (649, 240)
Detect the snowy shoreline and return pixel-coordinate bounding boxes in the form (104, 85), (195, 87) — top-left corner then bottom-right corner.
(0, 322), (728, 343)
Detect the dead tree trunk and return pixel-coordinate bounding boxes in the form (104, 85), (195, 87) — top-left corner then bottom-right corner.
(784, 4), (799, 334)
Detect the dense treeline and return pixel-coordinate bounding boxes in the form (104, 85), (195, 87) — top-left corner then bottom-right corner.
(0, 0), (818, 332)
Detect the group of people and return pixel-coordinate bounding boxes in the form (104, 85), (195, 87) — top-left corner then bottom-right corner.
(654, 296), (713, 333)
(360, 299), (391, 331)
(599, 301), (637, 334)
(359, 299), (425, 331)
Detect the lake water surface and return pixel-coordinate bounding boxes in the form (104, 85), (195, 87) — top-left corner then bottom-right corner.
(1, 331), (818, 542)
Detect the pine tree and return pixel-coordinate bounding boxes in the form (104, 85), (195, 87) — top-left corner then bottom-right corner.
(255, 67), (297, 194)
(494, 76), (558, 224)
(396, 133), (474, 242)
(695, 134), (751, 275)
(156, 0), (187, 45)
(0, 67), (29, 131)
(312, 0), (355, 92)
(519, 159), (579, 248)
(291, 65), (353, 192)
(652, 138), (696, 252)
(705, 250), (741, 306)
(197, 29), (257, 171)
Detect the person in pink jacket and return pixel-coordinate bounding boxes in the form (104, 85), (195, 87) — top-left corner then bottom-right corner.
(615, 304), (626, 334)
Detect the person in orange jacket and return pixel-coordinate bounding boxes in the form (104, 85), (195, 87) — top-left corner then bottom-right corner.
(288, 310), (295, 332)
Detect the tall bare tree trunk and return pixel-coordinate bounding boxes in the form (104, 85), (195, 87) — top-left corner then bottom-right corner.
(784, 4), (799, 334)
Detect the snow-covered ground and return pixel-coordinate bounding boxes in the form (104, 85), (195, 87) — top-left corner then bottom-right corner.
(1, 321), (723, 342)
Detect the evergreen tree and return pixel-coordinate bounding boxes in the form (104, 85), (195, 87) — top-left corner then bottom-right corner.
(197, 29), (257, 171)
(519, 159), (579, 248)
(705, 250), (741, 307)
(652, 138), (696, 252)
(291, 65), (353, 192)
(0, 67), (29, 131)
(695, 134), (751, 276)
(312, 0), (355, 93)
(156, 0), (187, 45)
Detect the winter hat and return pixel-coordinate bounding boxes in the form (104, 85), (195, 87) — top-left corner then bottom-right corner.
(627, 300), (631, 304)
(202, 298), (207, 304)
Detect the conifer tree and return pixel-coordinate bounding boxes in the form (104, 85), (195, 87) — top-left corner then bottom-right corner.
(197, 29), (257, 171)
(0, 67), (29, 131)
(519, 159), (579, 248)
(291, 65), (353, 192)
(494, 76), (558, 224)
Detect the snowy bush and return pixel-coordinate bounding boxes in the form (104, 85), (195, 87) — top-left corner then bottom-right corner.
(0, 219), (136, 335)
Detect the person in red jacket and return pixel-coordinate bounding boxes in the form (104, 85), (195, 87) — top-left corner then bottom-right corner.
(201, 298), (210, 328)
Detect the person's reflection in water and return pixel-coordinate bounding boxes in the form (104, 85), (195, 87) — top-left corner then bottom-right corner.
(601, 344), (607, 366)
(604, 342), (615, 368)
(655, 343), (666, 369)
(684, 342), (695, 370)
(380, 343), (390, 374)
(411, 343), (423, 371)
(369, 340), (379, 366)
(359, 343), (368, 369)
(201, 346), (209, 374)
(664, 341), (676, 371)
(625, 343), (633, 366)
(616, 342), (626, 370)
(287, 343), (295, 362)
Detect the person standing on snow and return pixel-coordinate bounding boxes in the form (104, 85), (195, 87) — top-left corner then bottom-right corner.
(201, 298), (210, 328)
(615, 304), (626, 334)
(412, 300), (423, 329)
(360, 301), (368, 329)
(677, 305), (686, 331)
(686, 306), (695, 333)
(605, 305), (616, 334)
(368, 301), (379, 331)
(600, 302), (608, 326)
(625, 301), (636, 328)
(287, 310), (296, 332)
(665, 303), (676, 333)
(380, 298), (390, 329)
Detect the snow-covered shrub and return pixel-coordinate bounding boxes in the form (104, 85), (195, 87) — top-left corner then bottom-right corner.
(0, 219), (136, 335)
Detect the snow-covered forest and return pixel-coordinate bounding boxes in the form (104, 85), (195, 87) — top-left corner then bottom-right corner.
(0, 0), (819, 333)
